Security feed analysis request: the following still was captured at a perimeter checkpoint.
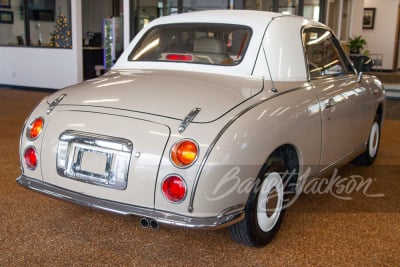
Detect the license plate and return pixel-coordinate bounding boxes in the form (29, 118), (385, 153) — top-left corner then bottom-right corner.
(80, 150), (108, 177)
(72, 147), (112, 182)
(57, 131), (132, 190)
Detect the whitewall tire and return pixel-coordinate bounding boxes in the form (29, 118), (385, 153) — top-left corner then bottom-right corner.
(230, 158), (287, 247)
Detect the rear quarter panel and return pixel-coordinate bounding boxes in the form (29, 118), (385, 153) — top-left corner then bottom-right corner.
(191, 82), (322, 216)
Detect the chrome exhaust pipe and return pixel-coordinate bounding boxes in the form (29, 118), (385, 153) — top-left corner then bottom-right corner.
(140, 217), (150, 228)
(149, 219), (159, 230)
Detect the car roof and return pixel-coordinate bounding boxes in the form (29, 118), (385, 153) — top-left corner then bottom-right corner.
(149, 10), (284, 27)
(114, 10), (326, 80)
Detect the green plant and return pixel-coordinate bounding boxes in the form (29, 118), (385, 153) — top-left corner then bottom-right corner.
(348, 35), (367, 54)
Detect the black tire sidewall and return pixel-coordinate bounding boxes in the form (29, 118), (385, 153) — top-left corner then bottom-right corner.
(245, 160), (287, 247)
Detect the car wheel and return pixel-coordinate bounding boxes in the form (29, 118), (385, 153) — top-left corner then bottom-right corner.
(229, 158), (287, 247)
(353, 115), (381, 166)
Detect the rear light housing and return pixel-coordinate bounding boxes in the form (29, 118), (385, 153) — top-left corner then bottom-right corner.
(162, 175), (187, 203)
(24, 146), (38, 170)
(27, 117), (44, 140)
(170, 139), (199, 168)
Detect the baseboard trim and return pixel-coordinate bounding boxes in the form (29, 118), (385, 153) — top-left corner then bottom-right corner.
(0, 84), (57, 92)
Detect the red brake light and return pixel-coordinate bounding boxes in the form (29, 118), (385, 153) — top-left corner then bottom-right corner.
(166, 54), (193, 61)
(24, 146), (38, 170)
(170, 140), (199, 168)
(162, 175), (187, 203)
(28, 117), (44, 140)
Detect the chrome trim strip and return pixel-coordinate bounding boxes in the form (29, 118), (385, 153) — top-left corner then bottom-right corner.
(318, 145), (366, 174)
(160, 174), (188, 204)
(178, 107), (201, 133)
(16, 175), (244, 229)
(188, 84), (312, 213)
(26, 117), (44, 141)
(59, 130), (133, 152)
(169, 138), (200, 169)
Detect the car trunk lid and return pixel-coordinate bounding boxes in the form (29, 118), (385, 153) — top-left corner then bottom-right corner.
(40, 109), (170, 208)
(53, 69), (263, 123)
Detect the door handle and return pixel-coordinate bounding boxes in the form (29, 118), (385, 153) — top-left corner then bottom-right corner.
(325, 98), (337, 109)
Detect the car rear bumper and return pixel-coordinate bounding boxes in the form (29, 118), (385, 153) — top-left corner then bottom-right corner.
(16, 175), (244, 229)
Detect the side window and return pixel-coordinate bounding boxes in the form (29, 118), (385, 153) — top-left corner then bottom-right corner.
(303, 28), (352, 79)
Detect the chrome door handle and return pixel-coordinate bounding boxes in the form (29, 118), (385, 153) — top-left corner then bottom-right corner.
(325, 98), (337, 109)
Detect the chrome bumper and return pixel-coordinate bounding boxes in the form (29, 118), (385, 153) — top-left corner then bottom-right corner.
(16, 175), (244, 229)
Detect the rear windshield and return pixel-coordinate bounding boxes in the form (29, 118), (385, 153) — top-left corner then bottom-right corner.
(128, 23), (252, 66)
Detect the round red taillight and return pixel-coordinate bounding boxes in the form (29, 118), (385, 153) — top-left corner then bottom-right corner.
(170, 140), (198, 168)
(162, 175), (187, 203)
(27, 117), (44, 140)
(24, 146), (38, 170)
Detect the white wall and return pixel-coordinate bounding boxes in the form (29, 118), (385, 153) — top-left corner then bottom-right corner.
(362, 0), (399, 70)
(0, 0), (82, 89)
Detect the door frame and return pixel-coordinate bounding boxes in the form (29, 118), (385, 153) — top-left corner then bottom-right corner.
(393, 5), (400, 71)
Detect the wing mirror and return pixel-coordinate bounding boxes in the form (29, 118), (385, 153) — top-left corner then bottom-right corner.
(350, 55), (374, 83)
(351, 55), (374, 73)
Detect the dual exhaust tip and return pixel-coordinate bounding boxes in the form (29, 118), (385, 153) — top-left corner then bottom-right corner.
(140, 218), (159, 230)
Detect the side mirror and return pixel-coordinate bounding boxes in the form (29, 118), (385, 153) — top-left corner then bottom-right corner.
(350, 55), (374, 73)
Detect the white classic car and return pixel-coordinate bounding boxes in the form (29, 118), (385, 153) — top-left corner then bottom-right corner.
(18, 10), (385, 247)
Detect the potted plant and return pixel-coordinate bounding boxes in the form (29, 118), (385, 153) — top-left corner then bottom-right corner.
(348, 35), (367, 54)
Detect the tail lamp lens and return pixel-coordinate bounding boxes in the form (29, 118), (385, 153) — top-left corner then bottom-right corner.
(162, 175), (187, 203)
(24, 146), (38, 170)
(27, 117), (44, 140)
(170, 140), (198, 168)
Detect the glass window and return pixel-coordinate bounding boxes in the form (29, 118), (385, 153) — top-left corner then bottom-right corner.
(243, 0), (323, 21)
(303, 28), (352, 79)
(246, 0), (273, 11)
(0, 0), (72, 48)
(29, 0), (71, 47)
(134, 0), (230, 32)
(278, 0), (299, 15)
(167, 0), (229, 13)
(304, 0), (320, 21)
(0, 0), (25, 46)
(129, 23), (252, 66)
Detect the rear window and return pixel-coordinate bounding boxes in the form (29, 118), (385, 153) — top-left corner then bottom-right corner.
(128, 23), (252, 66)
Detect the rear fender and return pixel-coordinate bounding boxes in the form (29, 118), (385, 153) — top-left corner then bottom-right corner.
(190, 84), (321, 216)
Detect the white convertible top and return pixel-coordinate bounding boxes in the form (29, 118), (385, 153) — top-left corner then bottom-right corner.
(113, 10), (324, 80)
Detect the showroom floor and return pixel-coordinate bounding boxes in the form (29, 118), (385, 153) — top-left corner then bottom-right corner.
(0, 87), (399, 266)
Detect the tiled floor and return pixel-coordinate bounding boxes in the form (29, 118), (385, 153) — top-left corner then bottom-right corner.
(386, 99), (400, 120)
(0, 87), (399, 266)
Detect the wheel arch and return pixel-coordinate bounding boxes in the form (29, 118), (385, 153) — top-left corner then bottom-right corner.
(189, 86), (320, 216)
(260, 144), (301, 193)
(376, 102), (384, 124)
